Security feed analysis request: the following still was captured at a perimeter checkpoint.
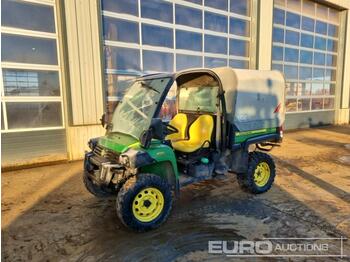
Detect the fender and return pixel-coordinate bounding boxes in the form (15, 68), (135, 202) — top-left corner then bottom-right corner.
(232, 133), (280, 151)
(230, 134), (280, 173)
(121, 142), (180, 195)
(243, 134), (280, 151)
(120, 148), (156, 169)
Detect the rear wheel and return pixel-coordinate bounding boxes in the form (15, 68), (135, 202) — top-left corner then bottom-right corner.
(116, 173), (173, 232)
(237, 152), (276, 194)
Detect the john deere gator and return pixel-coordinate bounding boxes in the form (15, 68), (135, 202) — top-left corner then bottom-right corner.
(83, 67), (286, 231)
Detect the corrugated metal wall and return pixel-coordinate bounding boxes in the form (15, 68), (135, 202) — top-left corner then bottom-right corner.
(66, 125), (105, 160)
(64, 0), (104, 125)
(63, 0), (106, 160)
(338, 8), (350, 123)
(257, 0), (273, 70)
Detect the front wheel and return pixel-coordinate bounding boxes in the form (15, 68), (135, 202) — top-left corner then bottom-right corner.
(237, 152), (276, 194)
(116, 173), (173, 232)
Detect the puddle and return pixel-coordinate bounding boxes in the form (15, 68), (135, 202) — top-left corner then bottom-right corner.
(77, 217), (243, 261)
(72, 198), (275, 261)
(203, 213), (270, 239)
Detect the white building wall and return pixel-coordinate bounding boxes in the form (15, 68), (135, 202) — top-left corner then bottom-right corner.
(63, 0), (105, 160)
(257, 0), (273, 70)
(336, 9), (350, 124)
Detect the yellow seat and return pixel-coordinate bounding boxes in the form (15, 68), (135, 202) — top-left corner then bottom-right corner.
(172, 115), (214, 153)
(165, 113), (188, 141)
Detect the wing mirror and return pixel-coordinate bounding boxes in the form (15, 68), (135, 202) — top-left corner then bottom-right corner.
(139, 118), (165, 148)
(139, 129), (153, 148)
(150, 118), (164, 140)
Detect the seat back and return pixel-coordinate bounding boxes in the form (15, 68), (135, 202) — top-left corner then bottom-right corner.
(188, 115), (214, 147)
(166, 113), (188, 141)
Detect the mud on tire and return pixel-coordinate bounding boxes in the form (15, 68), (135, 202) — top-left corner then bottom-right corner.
(83, 171), (113, 198)
(237, 151), (276, 194)
(116, 173), (173, 232)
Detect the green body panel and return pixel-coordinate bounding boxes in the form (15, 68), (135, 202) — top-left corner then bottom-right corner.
(98, 134), (179, 179)
(130, 141), (179, 179)
(234, 128), (277, 144)
(98, 133), (138, 153)
(140, 161), (177, 183)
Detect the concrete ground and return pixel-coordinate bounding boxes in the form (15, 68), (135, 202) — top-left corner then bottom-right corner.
(2, 125), (350, 261)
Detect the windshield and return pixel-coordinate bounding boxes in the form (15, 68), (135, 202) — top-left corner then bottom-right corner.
(110, 77), (172, 139)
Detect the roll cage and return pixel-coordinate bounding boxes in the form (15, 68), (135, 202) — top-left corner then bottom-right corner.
(137, 69), (228, 152)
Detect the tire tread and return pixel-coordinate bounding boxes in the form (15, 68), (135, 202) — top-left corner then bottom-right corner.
(237, 152), (276, 194)
(116, 173), (173, 232)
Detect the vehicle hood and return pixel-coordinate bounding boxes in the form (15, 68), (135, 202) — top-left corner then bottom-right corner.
(98, 133), (139, 153)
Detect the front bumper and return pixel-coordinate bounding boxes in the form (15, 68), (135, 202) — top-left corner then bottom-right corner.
(84, 152), (123, 186)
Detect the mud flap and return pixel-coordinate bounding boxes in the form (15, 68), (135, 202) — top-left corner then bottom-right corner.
(230, 148), (249, 173)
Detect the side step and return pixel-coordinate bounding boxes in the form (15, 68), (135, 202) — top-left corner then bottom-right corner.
(179, 173), (228, 187)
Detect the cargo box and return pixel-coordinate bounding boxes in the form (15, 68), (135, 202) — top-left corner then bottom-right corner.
(212, 67), (286, 132)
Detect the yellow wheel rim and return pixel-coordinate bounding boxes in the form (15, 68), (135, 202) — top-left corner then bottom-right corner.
(132, 187), (164, 223)
(254, 162), (270, 187)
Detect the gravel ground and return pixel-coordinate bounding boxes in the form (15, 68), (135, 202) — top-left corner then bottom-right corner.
(2, 125), (350, 261)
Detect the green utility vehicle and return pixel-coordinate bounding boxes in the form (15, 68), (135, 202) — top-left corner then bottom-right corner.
(84, 67), (285, 231)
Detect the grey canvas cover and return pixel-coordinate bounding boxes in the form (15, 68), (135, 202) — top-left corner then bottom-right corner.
(176, 67), (286, 132)
(211, 67), (286, 131)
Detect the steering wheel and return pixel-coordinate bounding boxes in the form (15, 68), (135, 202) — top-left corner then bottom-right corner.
(163, 122), (178, 135)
